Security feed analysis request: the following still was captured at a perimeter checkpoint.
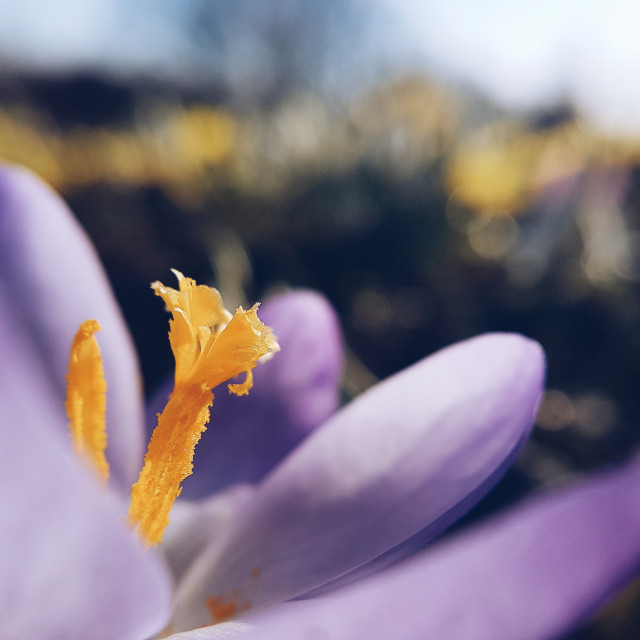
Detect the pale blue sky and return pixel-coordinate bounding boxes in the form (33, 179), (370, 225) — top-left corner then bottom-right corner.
(1, 0), (640, 133)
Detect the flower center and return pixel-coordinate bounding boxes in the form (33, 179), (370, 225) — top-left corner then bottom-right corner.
(65, 270), (278, 547)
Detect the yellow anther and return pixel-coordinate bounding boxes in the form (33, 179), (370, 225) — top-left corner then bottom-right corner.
(128, 271), (278, 546)
(65, 320), (109, 483)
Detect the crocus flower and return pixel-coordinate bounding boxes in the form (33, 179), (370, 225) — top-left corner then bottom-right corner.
(1, 164), (639, 640)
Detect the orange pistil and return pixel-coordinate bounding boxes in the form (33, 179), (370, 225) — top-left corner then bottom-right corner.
(65, 320), (109, 483)
(128, 270), (278, 546)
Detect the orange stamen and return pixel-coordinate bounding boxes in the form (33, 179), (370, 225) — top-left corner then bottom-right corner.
(128, 270), (278, 546)
(65, 320), (109, 483)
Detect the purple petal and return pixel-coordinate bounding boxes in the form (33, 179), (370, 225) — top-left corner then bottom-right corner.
(183, 458), (640, 640)
(0, 165), (144, 487)
(171, 333), (544, 630)
(163, 485), (257, 585)
(0, 343), (171, 640)
(148, 290), (343, 497)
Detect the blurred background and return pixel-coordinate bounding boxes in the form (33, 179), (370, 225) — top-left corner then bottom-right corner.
(2, 1), (640, 636)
